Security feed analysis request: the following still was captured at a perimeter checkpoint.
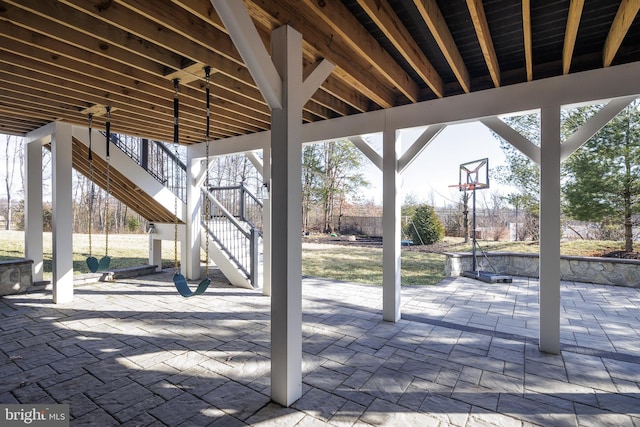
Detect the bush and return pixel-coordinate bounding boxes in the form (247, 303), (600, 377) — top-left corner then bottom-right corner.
(408, 204), (444, 245)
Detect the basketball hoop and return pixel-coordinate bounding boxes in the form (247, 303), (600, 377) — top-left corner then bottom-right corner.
(452, 158), (489, 191)
(449, 158), (512, 283)
(448, 182), (489, 192)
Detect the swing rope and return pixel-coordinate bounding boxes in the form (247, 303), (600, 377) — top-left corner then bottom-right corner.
(173, 78), (180, 277)
(86, 112), (111, 272)
(171, 75), (212, 297)
(204, 66), (211, 278)
(104, 106), (111, 262)
(87, 114), (95, 267)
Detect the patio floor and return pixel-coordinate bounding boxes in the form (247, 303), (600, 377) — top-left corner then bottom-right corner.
(1, 271), (639, 426)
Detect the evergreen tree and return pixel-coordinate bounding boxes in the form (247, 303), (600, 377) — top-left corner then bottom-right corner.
(563, 101), (640, 251)
(408, 204), (444, 245)
(494, 101), (640, 249)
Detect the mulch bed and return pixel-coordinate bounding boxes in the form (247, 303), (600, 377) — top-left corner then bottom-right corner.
(601, 251), (640, 259)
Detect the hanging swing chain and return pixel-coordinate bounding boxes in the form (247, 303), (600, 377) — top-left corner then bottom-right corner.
(173, 78), (180, 275)
(204, 66), (211, 277)
(87, 113), (94, 258)
(104, 106), (111, 257)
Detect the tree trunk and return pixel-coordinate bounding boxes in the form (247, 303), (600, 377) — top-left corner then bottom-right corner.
(624, 189), (633, 252)
(623, 109), (633, 253)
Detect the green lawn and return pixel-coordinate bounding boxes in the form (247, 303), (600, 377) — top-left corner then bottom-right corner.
(0, 230), (628, 285)
(0, 231), (175, 278)
(301, 243), (445, 286)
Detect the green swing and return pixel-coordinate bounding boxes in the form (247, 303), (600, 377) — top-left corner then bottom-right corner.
(86, 111), (111, 273)
(171, 71), (213, 297)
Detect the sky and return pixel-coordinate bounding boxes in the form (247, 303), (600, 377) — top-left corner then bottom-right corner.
(1, 122), (514, 208)
(358, 122), (514, 207)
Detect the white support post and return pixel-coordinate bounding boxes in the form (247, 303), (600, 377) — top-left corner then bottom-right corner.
(539, 105), (561, 354)
(186, 152), (202, 280)
(51, 122), (74, 303)
(212, 0), (333, 406)
(149, 235), (162, 272)
(262, 145), (272, 297)
(269, 25), (305, 408)
(25, 138), (44, 283)
(382, 127), (401, 322)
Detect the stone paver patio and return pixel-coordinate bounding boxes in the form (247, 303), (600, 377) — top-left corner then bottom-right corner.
(1, 271), (639, 426)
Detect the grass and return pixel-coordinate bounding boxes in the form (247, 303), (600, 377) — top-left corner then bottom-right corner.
(422, 237), (626, 257)
(0, 230), (177, 279)
(301, 243), (445, 286)
(1, 230), (629, 286)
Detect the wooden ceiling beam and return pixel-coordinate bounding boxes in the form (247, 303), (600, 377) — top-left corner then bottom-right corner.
(247, 0), (398, 108)
(603, 0), (640, 67)
(467, 0), (501, 87)
(3, 40), (268, 138)
(521, 0), (533, 81)
(0, 59), (266, 136)
(66, 0), (335, 122)
(0, 39), (270, 142)
(0, 72), (257, 138)
(3, 0), (184, 73)
(58, 0), (243, 71)
(411, 0), (468, 94)
(0, 100), (180, 145)
(360, 0), (446, 96)
(0, 18), (272, 130)
(173, 0), (368, 114)
(563, 0), (585, 75)
(300, 0), (420, 103)
(0, 91), (181, 141)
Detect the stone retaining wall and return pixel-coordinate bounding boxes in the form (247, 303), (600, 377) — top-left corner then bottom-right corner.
(0, 259), (34, 296)
(444, 252), (640, 287)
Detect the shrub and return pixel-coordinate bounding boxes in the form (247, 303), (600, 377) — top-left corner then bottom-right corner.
(408, 204), (444, 245)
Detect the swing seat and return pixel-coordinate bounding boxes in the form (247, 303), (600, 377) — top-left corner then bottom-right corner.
(97, 256), (111, 271)
(86, 256), (99, 273)
(86, 255), (111, 273)
(173, 273), (212, 297)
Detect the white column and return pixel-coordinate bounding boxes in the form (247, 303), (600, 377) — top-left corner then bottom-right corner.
(25, 139), (44, 283)
(149, 235), (162, 272)
(539, 105), (561, 354)
(212, 0), (332, 406)
(382, 127), (401, 322)
(51, 122), (74, 303)
(262, 145), (272, 296)
(270, 25), (304, 407)
(186, 152), (202, 280)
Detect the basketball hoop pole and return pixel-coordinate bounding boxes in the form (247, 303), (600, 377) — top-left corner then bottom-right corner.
(450, 158), (512, 284)
(472, 183), (477, 272)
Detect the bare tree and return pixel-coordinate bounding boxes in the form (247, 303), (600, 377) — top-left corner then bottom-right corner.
(3, 135), (23, 229)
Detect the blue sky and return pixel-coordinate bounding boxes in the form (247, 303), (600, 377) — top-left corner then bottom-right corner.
(359, 122), (514, 207)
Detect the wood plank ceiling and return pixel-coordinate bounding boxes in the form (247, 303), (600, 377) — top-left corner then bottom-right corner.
(1, 0), (639, 144)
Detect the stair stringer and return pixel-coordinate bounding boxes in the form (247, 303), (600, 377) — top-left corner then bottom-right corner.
(200, 228), (254, 289)
(72, 126), (184, 222)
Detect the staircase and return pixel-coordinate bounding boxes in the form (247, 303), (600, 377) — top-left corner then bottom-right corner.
(71, 126), (262, 289)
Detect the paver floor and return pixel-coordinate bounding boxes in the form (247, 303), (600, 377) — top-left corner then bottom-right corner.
(1, 271), (639, 426)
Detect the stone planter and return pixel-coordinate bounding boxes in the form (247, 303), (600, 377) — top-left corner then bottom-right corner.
(0, 259), (34, 295)
(444, 252), (640, 287)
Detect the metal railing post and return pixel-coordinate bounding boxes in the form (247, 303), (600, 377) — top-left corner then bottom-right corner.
(250, 227), (259, 288)
(240, 183), (247, 222)
(141, 138), (149, 171)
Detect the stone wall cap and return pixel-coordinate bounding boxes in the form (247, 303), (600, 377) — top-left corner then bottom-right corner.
(0, 258), (34, 266)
